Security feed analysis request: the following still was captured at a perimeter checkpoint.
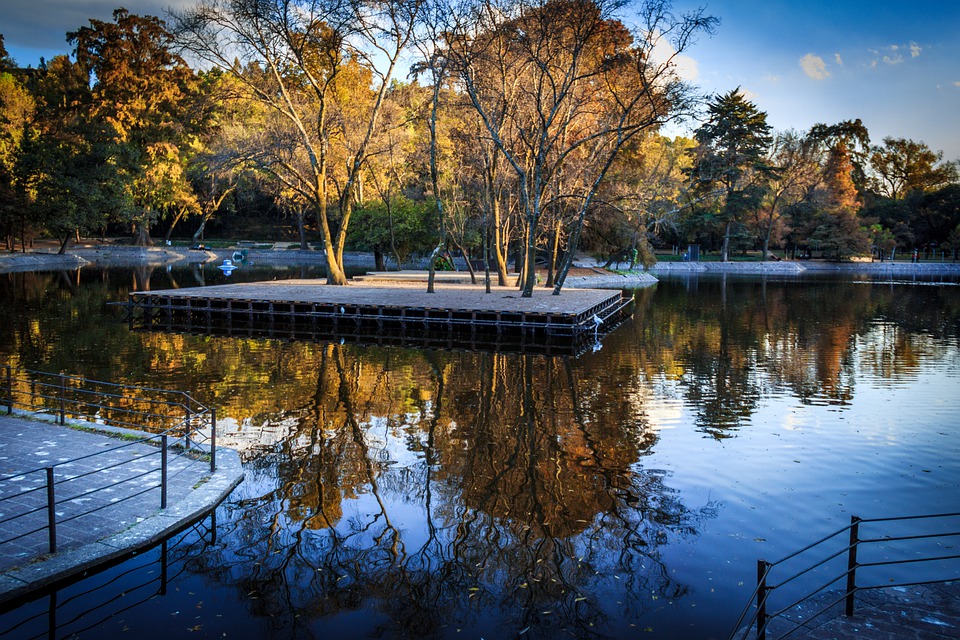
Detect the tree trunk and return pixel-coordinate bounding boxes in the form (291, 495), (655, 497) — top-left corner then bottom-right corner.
(450, 234), (477, 285)
(58, 233), (72, 255)
(297, 212), (309, 250)
(133, 220), (153, 247)
(721, 221), (731, 262)
(426, 242), (443, 293)
(545, 219), (561, 287)
(192, 213), (210, 243)
(386, 200), (402, 271)
(492, 198), (509, 286)
(374, 249), (385, 272)
(315, 192), (346, 285)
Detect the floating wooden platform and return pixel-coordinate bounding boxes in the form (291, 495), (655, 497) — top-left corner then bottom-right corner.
(123, 280), (632, 351)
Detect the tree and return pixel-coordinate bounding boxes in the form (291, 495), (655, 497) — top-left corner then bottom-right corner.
(445, 0), (715, 295)
(751, 130), (819, 260)
(0, 34), (15, 70)
(69, 9), (200, 246)
(15, 55), (125, 253)
(808, 119), (870, 194)
(0, 67), (34, 250)
(808, 142), (870, 260)
(869, 137), (959, 201)
(689, 88), (774, 261)
(174, 0), (422, 285)
(348, 196), (434, 267)
(584, 134), (693, 266)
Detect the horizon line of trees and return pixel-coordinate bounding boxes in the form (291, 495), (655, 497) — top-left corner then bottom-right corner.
(1, 1), (958, 295)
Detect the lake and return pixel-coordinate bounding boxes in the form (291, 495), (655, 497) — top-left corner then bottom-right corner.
(1, 265), (958, 639)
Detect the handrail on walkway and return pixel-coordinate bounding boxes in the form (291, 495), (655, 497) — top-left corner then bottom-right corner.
(0, 366), (219, 557)
(728, 512), (960, 640)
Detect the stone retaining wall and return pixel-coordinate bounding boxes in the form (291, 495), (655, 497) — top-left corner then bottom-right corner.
(0, 253), (88, 273)
(647, 260), (960, 276)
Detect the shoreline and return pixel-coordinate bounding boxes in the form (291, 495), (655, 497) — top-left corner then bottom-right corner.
(1, 246), (959, 282)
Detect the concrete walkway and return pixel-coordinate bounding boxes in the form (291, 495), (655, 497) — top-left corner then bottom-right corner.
(747, 581), (960, 640)
(0, 415), (243, 603)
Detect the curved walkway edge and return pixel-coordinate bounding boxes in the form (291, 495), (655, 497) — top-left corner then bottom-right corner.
(0, 418), (244, 605)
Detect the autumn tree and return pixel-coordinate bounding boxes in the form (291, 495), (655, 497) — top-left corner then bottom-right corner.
(15, 55), (129, 253)
(869, 137), (959, 201)
(0, 58), (34, 250)
(750, 130), (820, 260)
(445, 0), (714, 295)
(174, 0), (422, 285)
(69, 9), (200, 246)
(688, 88), (774, 262)
(809, 142), (870, 260)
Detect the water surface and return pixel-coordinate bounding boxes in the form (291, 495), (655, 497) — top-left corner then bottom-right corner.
(1, 266), (958, 639)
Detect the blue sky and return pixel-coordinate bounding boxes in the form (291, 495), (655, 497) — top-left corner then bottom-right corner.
(3, 0), (959, 160)
(668, 0), (960, 160)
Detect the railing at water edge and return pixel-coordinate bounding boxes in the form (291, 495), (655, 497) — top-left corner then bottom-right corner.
(0, 366), (218, 556)
(0, 515), (218, 638)
(728, 512), (960, 640)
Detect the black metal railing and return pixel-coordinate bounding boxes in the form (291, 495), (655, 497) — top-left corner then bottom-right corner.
(0, 514), (217, 639)
(729, 512), (960, 640)
(0, 367), (218, 557)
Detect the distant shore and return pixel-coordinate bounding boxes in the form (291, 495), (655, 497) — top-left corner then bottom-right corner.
(645, 259), (960, 277)
(1, 245), (958, 284)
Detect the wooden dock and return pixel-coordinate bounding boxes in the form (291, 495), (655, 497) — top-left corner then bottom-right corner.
(124, 280), (632, 352)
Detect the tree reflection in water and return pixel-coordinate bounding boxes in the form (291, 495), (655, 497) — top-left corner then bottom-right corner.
(2, 268), (957, 637)
(193, 345), (714, 638)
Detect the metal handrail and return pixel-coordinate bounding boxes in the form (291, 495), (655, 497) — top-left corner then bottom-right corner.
(2, 366), (214, 449)
(729, 512), (960, 640)
(0, 366), (219, 558)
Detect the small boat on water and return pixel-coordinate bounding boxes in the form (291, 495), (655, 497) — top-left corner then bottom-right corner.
(218, 259), (239, 275)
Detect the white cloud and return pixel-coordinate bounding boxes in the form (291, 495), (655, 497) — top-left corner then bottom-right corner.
(800, 53), (830, 80)
(870, 43), (923, 68)
(834, 53), (843, 66)
(649, 34), (700, 81)
(954, 81), (960, 88)
(764, 74), (781, 83)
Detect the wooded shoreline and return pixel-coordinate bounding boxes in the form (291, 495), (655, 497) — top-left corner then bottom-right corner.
(1, 246), (957, 282)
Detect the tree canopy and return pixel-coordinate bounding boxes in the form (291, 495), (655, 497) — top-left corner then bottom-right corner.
(0, 0), (957, 268)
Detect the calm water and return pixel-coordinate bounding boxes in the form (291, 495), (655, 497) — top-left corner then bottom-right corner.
(1, 265), (959, 640)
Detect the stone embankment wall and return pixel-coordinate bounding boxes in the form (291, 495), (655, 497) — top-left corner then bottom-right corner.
(563, 272), (658, 288)
(647, 260), (960, 277)
(0, 253), (88, 272)
(0, 246), (378, 271)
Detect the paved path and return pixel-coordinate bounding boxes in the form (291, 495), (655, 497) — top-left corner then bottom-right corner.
(751, 581), (960, 640)
(0, 415), (243, 602)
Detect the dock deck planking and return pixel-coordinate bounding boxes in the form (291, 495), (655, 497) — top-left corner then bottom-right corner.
(125, 280), (632, 343)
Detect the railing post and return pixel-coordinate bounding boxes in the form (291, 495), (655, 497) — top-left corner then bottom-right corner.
(160, 540), (168, 596)
(58, 374), (66, 425)
(845, 516), (861, 616)
(5, 365), (11, 414)
(756, 559), (770, 640)
(46, 467), (57, 554)
(48, 591), (57, 640)
(184, 407), (192, 450)
(210, 408), (217, 473)
(161, 435), (168, 510)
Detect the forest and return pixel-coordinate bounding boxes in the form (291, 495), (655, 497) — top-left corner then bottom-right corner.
(0, 0), (958, 294)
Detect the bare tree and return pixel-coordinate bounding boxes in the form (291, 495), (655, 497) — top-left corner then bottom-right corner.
(173, 0), (422, 284)
(444, 0), (715, 295)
